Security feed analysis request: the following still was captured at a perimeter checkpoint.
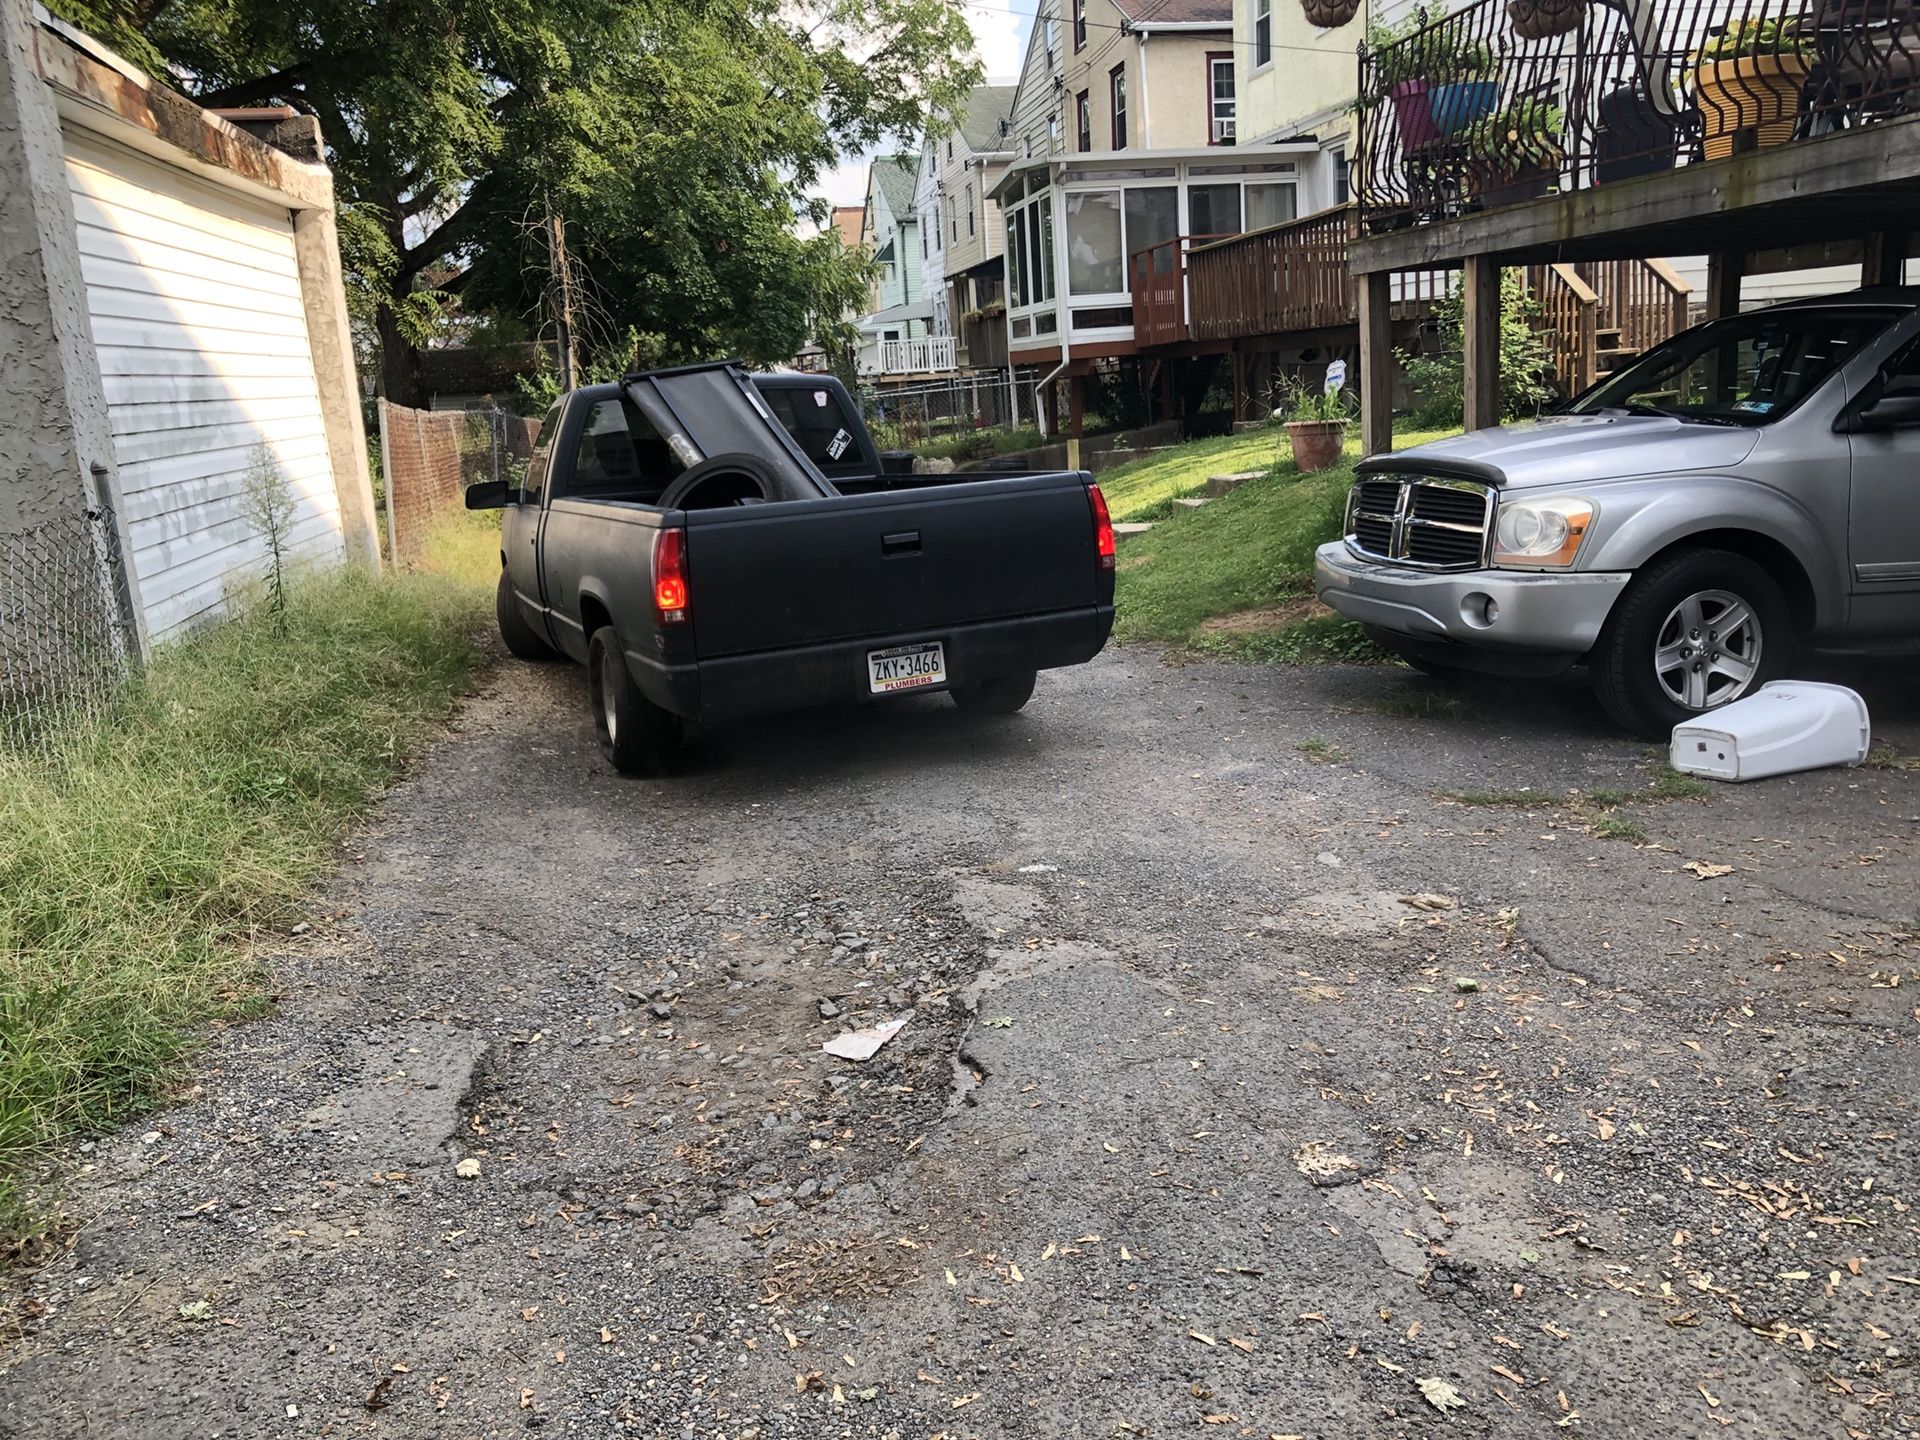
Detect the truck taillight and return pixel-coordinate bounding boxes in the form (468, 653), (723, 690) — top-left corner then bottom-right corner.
(1088, 483), (1116, 572)
(653, 527), (689, 624)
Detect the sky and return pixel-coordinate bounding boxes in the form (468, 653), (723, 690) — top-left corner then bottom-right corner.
(813, 2), (1033, 210)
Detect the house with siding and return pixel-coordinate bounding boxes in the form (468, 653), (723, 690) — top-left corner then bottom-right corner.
(853, 155), (935, 380)
(988, 0), (1322, 427)
(938, 83), (1018, 373)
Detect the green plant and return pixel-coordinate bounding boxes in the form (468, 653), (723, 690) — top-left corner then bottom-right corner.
(1275, 374), (1357, 425)
(1396, 272), (1555, 427)
(1693, 17), (1809, 64)
(1365, 15), (1493, 97)
(1462, 99), (1565, 174)
(240, 443), (298, 634)
(1297, 737), (1349, 764)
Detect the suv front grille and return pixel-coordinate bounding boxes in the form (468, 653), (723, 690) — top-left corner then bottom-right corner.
(1346, 476), (1493, 571)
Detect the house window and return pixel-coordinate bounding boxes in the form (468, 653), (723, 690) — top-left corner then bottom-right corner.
(1066, 189), (1123, 294)
(965, 183), (975, 236)
(1332, 149), (1351, 203)
(1046, 13), (1058, 69)
(947, 139), (953, 160)
(1209, 55), (1236, 144)
(1246, 182), (1298, 230)
(921, 222), (928, 259)
(1189, 183), (1243, 237)
(1110, 64), (1128, 149)
(1074, 0), (1087, 49)
(1076, 90), (1092, 152)
(1254, 0), (1272, 67)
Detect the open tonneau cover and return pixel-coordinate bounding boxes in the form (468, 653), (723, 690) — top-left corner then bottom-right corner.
(622, 362), (832, 504)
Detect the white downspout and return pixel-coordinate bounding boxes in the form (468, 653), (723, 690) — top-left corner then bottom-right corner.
(1138, 34), (1152, 150)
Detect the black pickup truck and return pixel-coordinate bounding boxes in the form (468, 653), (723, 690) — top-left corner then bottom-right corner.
(465, 363), (1116, 773)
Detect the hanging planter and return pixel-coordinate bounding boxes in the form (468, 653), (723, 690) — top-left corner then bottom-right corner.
(1505, 0), (1585, 41)
(1692, 22), (1813, 161)
(1300, 0), (1362, 28)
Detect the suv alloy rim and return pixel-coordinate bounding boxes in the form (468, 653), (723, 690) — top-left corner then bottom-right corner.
(1653, 588), (1762, 711)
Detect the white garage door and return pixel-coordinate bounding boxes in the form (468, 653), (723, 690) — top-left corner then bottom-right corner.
(63, 131), (346, 642)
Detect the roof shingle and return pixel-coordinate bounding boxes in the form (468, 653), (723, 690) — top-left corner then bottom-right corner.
(1111, 0), (1233, 22)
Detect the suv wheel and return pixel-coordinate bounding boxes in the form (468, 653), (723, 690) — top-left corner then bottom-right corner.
(1591, 549), (1791, 738)
(588, 626), (680, 774)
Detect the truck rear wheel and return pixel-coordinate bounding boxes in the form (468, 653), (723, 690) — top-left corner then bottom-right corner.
(952, 670), (1037, 716)
(497, 574), (557, 660)
(1590, 548), (1791, 739)
(588, 626), (680, 775)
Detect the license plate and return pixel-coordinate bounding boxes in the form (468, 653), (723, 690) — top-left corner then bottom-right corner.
(868, 641), (946, 694)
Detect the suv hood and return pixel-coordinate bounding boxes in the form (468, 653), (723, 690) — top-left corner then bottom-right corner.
(1367, 414), (1761, 489)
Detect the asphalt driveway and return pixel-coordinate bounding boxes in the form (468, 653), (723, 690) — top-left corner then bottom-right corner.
(5, 647), (1920, 1438)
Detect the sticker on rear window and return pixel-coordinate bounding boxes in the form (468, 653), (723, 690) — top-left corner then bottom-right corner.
(813, 390), (830, 407)
(826, 427), (852, 459)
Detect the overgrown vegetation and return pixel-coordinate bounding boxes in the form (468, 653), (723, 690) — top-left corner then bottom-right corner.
(1397, 273), (1556, 428)
(0, 520), (497, 1229)
(1097, 429), (1282, 522)
(1434, 759), (1709, 843)
(872, 425), (1046, 462)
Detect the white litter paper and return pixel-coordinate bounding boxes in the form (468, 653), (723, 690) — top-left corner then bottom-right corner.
(822, 1013), (911, 1062)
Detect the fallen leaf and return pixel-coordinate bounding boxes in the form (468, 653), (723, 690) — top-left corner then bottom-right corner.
(364, 1376), (396, 1412)
(1402, 893), (1458, 911)
(1683, 861), (1735, 880)
(1190, 1331), (1218, 1346)
(982, 1017), (1014, 1029)
(178, 1300), (212, 1322)
(599, 1327), (616, 1345)
(519, 1388), (535, 1410)
(1419, 1376), (1466, 1414)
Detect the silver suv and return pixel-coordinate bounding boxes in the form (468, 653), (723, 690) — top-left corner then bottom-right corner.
(1316, 290), (1920, 736)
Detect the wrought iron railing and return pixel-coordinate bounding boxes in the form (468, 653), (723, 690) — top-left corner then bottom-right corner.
(1355, 0), (1920, 232)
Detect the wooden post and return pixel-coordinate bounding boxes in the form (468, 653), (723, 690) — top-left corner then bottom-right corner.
(1462, 255), (1501, 434)
(1864, 231), (1911, 288)
(1067, 374), (1084, 471)
(1358, 270), (1393, 457)
(1705, 250), (1744, 320)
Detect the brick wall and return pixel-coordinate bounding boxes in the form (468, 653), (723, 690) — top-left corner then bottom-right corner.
(379, 401), (538, 566)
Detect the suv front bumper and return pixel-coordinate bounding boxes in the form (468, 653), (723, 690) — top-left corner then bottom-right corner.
(1315, 542), (1629, 673)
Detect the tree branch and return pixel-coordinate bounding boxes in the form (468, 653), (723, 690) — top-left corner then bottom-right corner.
(189, 61), (315, 109)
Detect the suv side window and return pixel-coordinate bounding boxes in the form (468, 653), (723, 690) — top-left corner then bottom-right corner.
(522, 404), (564, 502)
(568, 397), (685, 502)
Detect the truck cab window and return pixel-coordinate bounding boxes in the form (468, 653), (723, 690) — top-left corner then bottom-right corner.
(759, 385), (868, 481)
(568, 397), (684, 503)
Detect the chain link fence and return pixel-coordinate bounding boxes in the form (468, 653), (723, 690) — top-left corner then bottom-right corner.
(860, 370), (1023, 450)
(0, 505), (138, 768)
(379, 402), (538, 566)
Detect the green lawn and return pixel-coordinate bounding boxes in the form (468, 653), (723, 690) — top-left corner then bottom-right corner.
(1112, 426), (1456, 661)
(1097, 428), (1287, 522)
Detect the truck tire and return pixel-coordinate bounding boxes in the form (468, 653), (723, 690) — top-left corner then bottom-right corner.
(952, 670), (1037, 716)
(588, 626), (680, 775)
(497, 574), (557, 661)
(1590, 548), (1792, 739)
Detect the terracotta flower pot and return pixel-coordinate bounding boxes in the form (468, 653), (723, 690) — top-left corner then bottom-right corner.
(1286, 420), (1348, 472)
(1694, 54), (1811, 160)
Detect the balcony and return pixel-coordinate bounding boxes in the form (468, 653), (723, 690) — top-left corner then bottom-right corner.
(1355, 0), (1920, 236)
(877, 335), (957, 375)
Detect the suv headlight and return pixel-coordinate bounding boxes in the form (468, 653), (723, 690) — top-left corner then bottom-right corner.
(1493, 496), (1595, 569)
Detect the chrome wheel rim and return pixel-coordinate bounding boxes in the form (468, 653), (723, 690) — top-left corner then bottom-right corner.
(599, 649), (620, 744)
(1654, 589), (1761, 711)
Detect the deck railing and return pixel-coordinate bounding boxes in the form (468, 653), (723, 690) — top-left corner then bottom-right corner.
(1528, 258), (1693, 391)
(1128, 235), (1232, 348)
(878, 335), (957, 375)
(1356, 0), (1920, 233)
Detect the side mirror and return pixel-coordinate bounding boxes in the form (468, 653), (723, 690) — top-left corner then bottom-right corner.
(465, 479), (514, 509)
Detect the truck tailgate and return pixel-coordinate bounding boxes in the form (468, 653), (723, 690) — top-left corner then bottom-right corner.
(683, 475), (1104, 659)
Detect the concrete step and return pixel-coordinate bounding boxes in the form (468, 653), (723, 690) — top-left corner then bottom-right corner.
(1173, 496), (1211, 509)
(1205, 469), (1265, 498)
(1114, 521), (1154, 538)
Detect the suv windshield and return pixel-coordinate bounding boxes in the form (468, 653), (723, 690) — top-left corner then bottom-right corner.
(1569, 306), (1900, 426)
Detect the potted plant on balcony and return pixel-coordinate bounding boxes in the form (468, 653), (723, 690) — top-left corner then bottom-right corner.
(1463, 98), (1565, 206)
(1692, 18), (1813, 160)
(1278, 366), (1354, 473)
(1366, 16), (1443, 150)
(1506, 0), (1585, 42)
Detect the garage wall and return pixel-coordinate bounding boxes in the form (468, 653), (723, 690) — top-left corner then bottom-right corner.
(63, 131), (347, 641)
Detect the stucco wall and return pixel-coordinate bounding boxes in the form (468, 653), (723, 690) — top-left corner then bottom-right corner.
(1234, 0), (1363, 145)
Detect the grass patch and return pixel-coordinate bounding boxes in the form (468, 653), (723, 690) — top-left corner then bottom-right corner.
(1358, 687), (1484, 721)
(1112, 426), (1455, 658)
(1587, 813), (1650, 844)
(0, 519), (497, 1228)
(1297, 737), (1349, 765)
(1442, 788), (1553, 808)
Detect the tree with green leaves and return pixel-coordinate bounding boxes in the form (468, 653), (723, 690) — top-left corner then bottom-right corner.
(57, 0), (978, 403)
